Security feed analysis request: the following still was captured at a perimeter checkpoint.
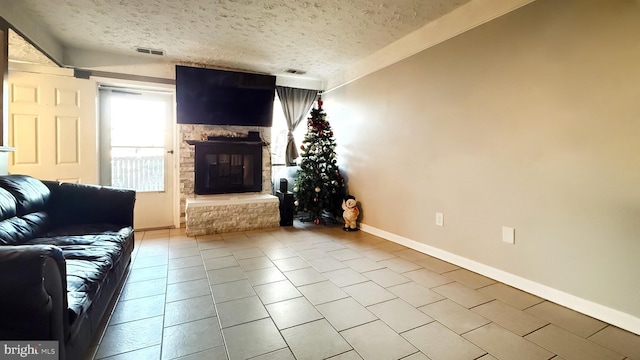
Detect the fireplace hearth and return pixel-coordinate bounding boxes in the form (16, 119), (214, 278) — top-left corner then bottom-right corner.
(187, 136), (264, 195)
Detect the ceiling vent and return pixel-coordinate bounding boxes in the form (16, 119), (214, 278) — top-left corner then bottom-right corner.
(285, 68), (306, 75)
(136, 47), (165, 56)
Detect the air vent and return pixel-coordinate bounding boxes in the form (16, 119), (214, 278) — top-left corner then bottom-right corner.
(135, 47), (165, 56)
(285, 68), (306, 75)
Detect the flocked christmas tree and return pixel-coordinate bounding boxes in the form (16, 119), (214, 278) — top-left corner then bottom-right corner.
(294, 96), (346, 224)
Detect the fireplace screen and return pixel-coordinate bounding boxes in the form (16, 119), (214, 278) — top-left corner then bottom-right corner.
(192, 140), (262, 194)
(206, 153), (255, 188)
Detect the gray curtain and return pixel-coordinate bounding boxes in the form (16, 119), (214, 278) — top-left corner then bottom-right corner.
(276, 86), (318, 165)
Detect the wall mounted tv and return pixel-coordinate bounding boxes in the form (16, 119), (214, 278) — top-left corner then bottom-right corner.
(176, 65), (276, 127)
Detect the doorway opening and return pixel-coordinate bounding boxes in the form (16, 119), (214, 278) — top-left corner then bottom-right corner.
(99, 86), (175, 229)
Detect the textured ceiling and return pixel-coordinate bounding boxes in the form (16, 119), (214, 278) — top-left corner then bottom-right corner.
(7, 0), (469, 79)
(8, 30), (57, 67)
(8, 0), (472, 80)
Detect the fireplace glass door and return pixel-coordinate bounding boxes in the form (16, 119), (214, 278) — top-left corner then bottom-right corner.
(194, 142), (262, 194)
(207, 153), (255, 188)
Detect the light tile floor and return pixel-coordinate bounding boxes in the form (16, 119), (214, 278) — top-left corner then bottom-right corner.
(87, 222), (640, 360)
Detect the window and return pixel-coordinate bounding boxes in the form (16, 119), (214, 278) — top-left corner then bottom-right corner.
(99, 89), (171, 192)
(270, 93), (308, 166)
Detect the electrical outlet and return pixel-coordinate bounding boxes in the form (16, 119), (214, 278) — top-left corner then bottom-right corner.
(435, 213), (444, 227)
(502, 226), (515, 244)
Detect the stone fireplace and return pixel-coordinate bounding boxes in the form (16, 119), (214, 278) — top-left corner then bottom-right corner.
(179, 124), (279, 234)
(188, 133), (264, 195)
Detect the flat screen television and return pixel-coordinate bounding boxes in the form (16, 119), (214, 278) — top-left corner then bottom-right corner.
(176, 65), (276, 127)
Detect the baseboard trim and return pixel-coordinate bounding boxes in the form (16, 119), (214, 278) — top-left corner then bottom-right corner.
(360, 223), (640, 335)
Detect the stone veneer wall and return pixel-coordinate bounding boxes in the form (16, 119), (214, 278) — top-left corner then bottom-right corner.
(178, 124), (273, 227)
(186, 197), (280, 236)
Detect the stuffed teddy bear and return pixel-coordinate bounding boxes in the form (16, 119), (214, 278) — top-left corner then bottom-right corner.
(342, 195), (359, 231)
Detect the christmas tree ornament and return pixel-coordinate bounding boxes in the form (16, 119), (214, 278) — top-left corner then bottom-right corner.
(315, 187), (321, 192)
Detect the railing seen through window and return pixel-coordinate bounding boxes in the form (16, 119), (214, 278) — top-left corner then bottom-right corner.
(111, 146), (164, 191)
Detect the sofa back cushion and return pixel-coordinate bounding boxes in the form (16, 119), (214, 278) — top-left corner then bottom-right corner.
(0, 175), (50, 215)
(0, 212), (51, 245)
(0, 188), (17, 220)
(44, 182), (135, 227)
(0, 175), (52, 245)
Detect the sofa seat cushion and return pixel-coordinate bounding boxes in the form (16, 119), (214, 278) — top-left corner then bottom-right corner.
(43, 223), (133, 239)
(66, 291), (89, 325)
(65, 258), (109, 321)
(25, 224), (134, 322)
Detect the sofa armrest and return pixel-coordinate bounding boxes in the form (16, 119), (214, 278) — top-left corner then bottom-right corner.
(0, 244), (68, 344)
(43, 181), (136, 227)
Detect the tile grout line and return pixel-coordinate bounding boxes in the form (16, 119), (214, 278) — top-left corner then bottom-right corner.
(199, 234), (233, 360)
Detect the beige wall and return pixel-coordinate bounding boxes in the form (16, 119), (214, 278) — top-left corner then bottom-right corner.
(325, 0), (640, 324)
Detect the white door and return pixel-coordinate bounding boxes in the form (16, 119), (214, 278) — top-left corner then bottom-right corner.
(8, 70), (98, 183)
(99, 88), (174, 230)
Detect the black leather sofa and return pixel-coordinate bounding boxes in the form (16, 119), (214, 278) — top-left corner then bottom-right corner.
(0, 175), (135, 360)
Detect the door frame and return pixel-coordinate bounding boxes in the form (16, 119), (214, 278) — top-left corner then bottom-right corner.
(94, 77), (179, 230)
